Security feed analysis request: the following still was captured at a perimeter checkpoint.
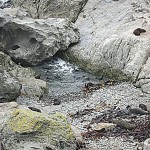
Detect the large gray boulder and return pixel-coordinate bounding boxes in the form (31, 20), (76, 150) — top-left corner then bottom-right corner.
(11, 0), (88, 22)
(0, 9), (79, 66)
(0, 69), (21, 102)
(63, 0), (150, 92)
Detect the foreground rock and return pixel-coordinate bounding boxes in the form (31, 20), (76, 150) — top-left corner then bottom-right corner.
(0, 69), (21, 103)
(63, 0), (150, 93)
(11, 0), (88, 22)
(0, 9), (79, 66)
(1, 108), (77, 150)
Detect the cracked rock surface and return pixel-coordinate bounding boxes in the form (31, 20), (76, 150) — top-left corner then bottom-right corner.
(11, 0), (88, 22)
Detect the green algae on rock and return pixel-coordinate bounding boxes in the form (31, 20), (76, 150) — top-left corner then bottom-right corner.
(2, 109), (76, 150)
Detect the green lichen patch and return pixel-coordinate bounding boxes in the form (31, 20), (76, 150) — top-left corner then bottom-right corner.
(8, 109), (75, 142)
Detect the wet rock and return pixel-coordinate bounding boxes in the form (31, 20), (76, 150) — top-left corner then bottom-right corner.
(1, 109), (77, 150)
(0, 69), (21, 103)
(0, 10), (79, 66)
(12, 0), (88, 22)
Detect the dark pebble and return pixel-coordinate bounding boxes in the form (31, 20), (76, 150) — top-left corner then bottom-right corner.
(53, 99), (61, 105)
(28, 107), (41, 113)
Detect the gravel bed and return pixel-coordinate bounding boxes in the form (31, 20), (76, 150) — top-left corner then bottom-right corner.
(18, 82), (150, 150)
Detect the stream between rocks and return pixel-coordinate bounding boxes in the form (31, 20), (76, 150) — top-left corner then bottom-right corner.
(33, 56), (105, 103)
(16, 56), (150, 150)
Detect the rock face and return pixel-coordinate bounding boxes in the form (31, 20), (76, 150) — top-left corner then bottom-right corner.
(0, 0), (11, 9)
(11, 0), (88, 22)
(1, 108), (77, 150)
(0, 69), (21, 103)
(0, 9), (79, 66)
(63, 0), (150, 93)
(0, 51), (47, 100)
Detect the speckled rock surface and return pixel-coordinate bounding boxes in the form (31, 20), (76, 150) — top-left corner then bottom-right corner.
(11, 0), (88, 22)
(64, 0), (150, 93)
(1, 109), (76, 150)
(0, 10), (79, 66)
(0, 69), (21, 103)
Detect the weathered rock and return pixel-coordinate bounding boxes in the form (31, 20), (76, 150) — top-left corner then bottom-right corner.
(0, 51), (16, 71)
(0, 51), (39, 78)
(63, 0), (150, 87)
(10, 66), (40, 79)
(144, 138), (150, 150)
(135, 57), (150, 94)
(0, 51), (45, 100)
(1, 109), (77, 150)
(0, 102), (18, 130)
(0, 0), (11, 9)
(19, 77), (48, 99)
(0, 69), (21, 103)
(0, 10), (79, 66)
(11, 0), (88, 22)
(92, 123), (116, 131)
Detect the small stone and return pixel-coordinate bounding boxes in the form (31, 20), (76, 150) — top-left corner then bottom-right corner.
(53, 99), (61, 105)
(92, 123), (116, 131)
(28, 107), (41, 113)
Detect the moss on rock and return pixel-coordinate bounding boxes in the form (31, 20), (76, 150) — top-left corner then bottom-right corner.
(8, 109), (75, 142)
(1, 109), (77, 149)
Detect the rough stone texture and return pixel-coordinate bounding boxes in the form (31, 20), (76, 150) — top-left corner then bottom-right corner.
(0, 51), (46, 100)
(63, 0), (150, 93)
(0, 51), (39, 78)
(0, 0), (11, 9)
(144, 138), (150, 150)
(0, 9), (79, 66)
(0, 102), (18, 130)
(19, 77), (48, 99)
(11, 0), (88, 22)
(1, 108), (76, 150)
(0, 51), (16, 71)
(0, 69), (21, 103)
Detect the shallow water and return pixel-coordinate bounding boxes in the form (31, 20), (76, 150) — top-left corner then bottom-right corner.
(34, 56), (103, 101)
